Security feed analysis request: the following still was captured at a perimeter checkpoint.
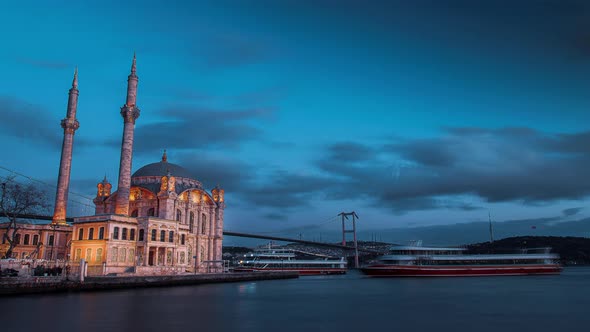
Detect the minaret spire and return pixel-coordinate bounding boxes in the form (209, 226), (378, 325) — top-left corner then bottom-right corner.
(52, 68), (81, 225)
(115, 54), (141, 216)
(72, 67), (78, 88)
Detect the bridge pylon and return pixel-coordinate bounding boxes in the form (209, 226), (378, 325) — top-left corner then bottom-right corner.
(339, 211), (359, 268)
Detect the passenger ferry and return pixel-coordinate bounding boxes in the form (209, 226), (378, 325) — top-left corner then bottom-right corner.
(361, 241), (562, 277)
(234, 245), (347, 275)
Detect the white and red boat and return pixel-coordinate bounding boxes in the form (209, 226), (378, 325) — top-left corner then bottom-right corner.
(361, 242), (562, 277)
(234, 245), (347, 275)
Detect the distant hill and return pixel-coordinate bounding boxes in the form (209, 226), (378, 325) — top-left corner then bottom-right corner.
(466, 236), (590, 265)
(359, 217), (590, 246)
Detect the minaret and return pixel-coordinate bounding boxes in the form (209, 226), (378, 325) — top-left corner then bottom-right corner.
(52, 68), (80, 225)
(114, 54), (141, 216)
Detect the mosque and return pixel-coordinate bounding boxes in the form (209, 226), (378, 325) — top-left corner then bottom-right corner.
(0, 55), (225, 275)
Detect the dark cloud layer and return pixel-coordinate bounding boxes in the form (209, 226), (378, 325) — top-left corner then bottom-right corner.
(0, 96), (61, 148)
(312, 127), (590, 214)
(116, 106), (273, 153)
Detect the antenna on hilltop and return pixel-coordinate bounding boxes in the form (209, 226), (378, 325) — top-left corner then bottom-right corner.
(488, 211), (494, 243)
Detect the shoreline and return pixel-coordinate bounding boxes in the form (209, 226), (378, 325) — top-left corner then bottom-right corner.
(0, 271), (299, 296)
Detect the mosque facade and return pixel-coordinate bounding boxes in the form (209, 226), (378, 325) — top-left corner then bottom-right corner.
(1, 55), (225, 275)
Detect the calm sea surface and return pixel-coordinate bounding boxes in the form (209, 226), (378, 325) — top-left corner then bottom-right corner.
(2, 267), (589, 332)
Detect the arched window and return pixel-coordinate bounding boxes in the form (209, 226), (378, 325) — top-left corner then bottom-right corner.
(96, 248), (103, 262)
(201, 214), (207, 234)
(78, 228), (84, 240)
(169, 231), (174, 243)
(75, 248), (81, 261)
(128, 249), (135, 263)
(32, 235), (39, 245)
(24, 234), (30, 245)
(148, 208), (155, 216)
(120, 248), (126, 262)
(131, 209), (138, 217)
(130, 229), (136, 241)
(14, 233), (21, 245)
(86, 248), (92, 261)
(180, 252), (185, 264)
(88, 228), (94, 240)
(111, 247), (118, 262)
(189, 212), (194, 232)
(176, 209), (182, 222)
(122, 228), (128, 240)
(99, 227), (105, 240)
(139, 229), (144, 241)
(151, 229), (156, 241)
(113, 227), (119, 240)
(160, 230), (165, 242)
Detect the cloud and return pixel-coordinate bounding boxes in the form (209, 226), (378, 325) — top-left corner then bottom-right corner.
(316, 127), (590, 213)
(16, 57), (70, 69)
(563, 207), (583, 217)
(0, 96), (62, 148)
(195, 33), (279, 69)
(114, 106), (274, 153)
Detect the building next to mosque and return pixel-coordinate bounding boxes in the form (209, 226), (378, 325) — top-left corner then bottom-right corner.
(0, 55), (225, 275)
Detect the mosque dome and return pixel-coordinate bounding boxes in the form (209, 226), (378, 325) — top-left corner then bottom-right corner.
(132, 161), (194, 179)
(130, 151), (202, 194)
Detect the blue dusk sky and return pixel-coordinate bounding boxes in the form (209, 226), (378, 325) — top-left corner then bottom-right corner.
(1, 0), (590, 244)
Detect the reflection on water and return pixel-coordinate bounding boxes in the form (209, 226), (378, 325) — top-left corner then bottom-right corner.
(1, 268), (589, 332)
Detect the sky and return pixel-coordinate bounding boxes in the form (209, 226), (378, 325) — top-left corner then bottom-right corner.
(1, 0), (590, 245)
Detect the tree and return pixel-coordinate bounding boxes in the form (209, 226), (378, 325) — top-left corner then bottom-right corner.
(0, 176), (50, 259)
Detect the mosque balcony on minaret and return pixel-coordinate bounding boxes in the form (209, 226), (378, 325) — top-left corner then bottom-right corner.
(60, 118), (80, 134)
(120, 104), (140, 124)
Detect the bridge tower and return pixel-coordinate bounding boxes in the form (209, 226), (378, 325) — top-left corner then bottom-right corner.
(339, 211), (359, 268)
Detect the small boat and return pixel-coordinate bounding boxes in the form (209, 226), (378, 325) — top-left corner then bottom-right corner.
(234, 245), (347, 275)
(361, 242), (562, 277)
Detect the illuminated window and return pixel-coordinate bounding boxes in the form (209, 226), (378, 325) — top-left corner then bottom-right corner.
(78, 228), (84, 240)
(88, 228), (94, 240)
(99, 227), (105, 240)
(113, 227), (119, 240)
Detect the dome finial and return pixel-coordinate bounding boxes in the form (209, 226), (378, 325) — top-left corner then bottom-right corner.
(162, 149), (167, 162)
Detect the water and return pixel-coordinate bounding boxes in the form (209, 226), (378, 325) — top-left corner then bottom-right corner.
(2, 267), (589, 332)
